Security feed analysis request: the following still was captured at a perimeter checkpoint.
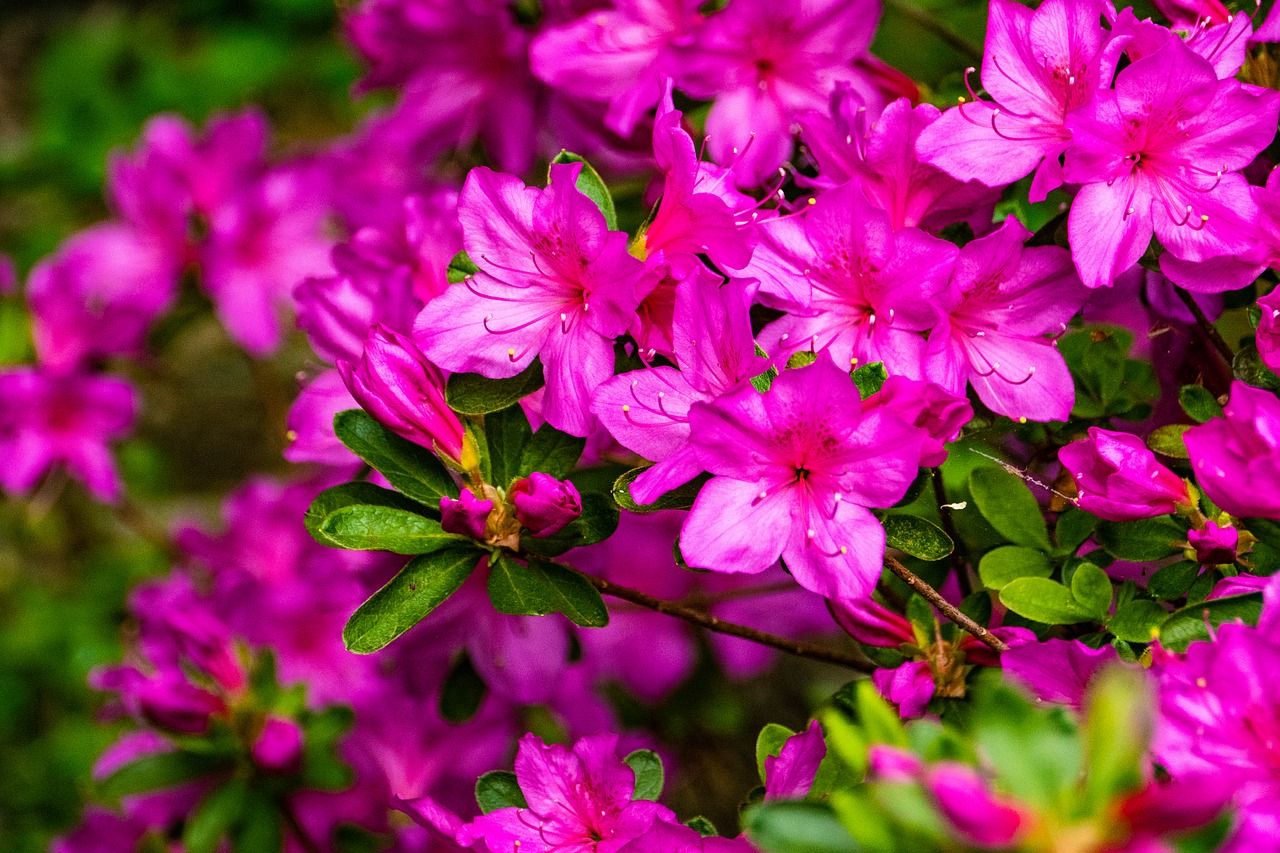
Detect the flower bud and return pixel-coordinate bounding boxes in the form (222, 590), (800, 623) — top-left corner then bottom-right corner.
(337, 325), (464, 460)
(1058, 427), (1191, 521)
(1188, 521), (1238, 566)
(830, 597), (915, 648)
(138, 673), (225, 734)
(440, 488), (494, 540)
(252, 716), (304, 774)
(510, 473), (581, 538)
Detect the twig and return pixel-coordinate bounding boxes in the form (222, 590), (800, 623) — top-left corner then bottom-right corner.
(884, 0), (983, 62)
(1176, 287), (1235, 366)
(885, 554), (1008, 651)
(566, 566), (876, 673)
(932, 467), (972, 598)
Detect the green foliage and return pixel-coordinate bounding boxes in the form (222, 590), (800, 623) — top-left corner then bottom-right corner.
(1095, 517), (1186, 562)
(745, 801), (861, 853)
(756, 723), (797, 783)
(1158, 593), (1263, 652)
(447, 251), (481, 284)
(99, 750), (228, 801)
(1233, 345), (1280, 391)
(624, 750), (665, 801)
(550, 151), (618, 230)
(978, 545), (1052, 590)
(476, 771), (528, 813)
(486, 553), (609, 627)
(999, 577), (1097, 624)
(440, 653), (488, 724)
(968, 467), (1051, 551)
(317, 506), (464, 555)
(1059, 328), (1159, 421)
(520, 492), (620, 557)
(851, 362), (888, 398)
(445, 361), (546, 416)
(333, 410), (458, 507)
(881, 515), (953, 562)
(1148, 424), (1192, 459)
(342, 547), (482, 654)
(612, 468), (709, 513)
(304, 482), (433, 547)
(1178, 385), (1223, 423)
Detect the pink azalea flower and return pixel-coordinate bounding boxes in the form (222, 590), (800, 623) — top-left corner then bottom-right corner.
(799, 92), (1000, 233)
(1184, 381), (1280, 520)
(1062, 38), (1280, 288)
(916, 0), (1112, 202)
(740, 182), (957, 379)
(1002, 638), (1123, 709)
(283, 369), (362, 470)
(1258, 286), (1280, 375)
(415, 163), (654, 437)
(458, 733), (674, 852)
(680, 358), (922, 602)
(674, 0), (884, 186)
(923, 218), (1086, 422)
(1058, 427), (1192, 521)
(530, 0), (704, 136)
(592, 276), (767, 503)
(1153, 0), (1230, 27)
(0, 367), (137, 503)
(863, 375), (973, 468)
(765, 721), (827, 801)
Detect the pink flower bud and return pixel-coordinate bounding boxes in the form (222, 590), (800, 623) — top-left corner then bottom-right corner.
(137, 673), (224, 735)
(1188, 521), (1238, 566)
(252, 716), (304, 774)
(830, 597), (915, 648)
(926, 764), (1029, 848)
(510, 473), (581, 538)
(1058, 427), (1191, 521)
(440, 488), (493, 540)
(337, 325), (464, 459)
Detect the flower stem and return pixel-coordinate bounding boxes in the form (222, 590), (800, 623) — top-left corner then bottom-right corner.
(884, 554), (1008, 651)
(1176, 287), (1235, 366)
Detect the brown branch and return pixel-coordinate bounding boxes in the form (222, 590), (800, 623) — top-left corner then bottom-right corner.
(885, 554), (1008, 652)
(565, 566), (876, 673)
(884, 0), (983, 62)
(1176, 287), (1235, 366)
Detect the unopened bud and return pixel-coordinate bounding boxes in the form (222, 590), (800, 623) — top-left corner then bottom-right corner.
(510, 473), (581, 538)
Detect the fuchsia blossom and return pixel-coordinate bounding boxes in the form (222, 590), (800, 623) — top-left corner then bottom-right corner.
(1188, 520), (1239, 566)
(1258, 286), (1280, 375)
(924, 218), (1086, 422)
(1063, 38), (1280, 288)
(674, 0), (885, 187)
(680, 358), (921, 602)
(511, 473), (583, 537)
(415, 163), (654, 438)
(765, 721), (827, 801)
(0, 367), (137, 502)
(1152, 0), (1229, 27)
(441, 488), (495, 540)
(1003, 638), (1122, 710)
(741, 182), (957, 378)
(916, 0), (1111, 202)
(458, 733), (674, 852)
(863, 376), (973, 468)
(799, 92), (1000, 233)
(593, 276), (767, 503)
(1184, 382), (1280, 520)
(1059, 426), (1192, 521)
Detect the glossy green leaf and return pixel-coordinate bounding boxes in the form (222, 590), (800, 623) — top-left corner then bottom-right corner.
(333, 410), (458, 506)
(978, 545), (1052, 590)
(305, 482), (433, 548)
(851, 362), (888, 399)
(518, 423), (586, 481)
(1233, 345), (1280, 391)
(184, 780), (248, 853)
(751, 343), (779, 392)
(1178, 385), (1222, 423)
(612, 469), (709, 513)
(969, 467), (1051, 550)
(756, 723), (796, 783)
(1158, 593), (1263, 652)
(1147, 424), (1191, 459)
(999, 577), (1095, 624)
(319, 506), (464, 554)
(343, 546), (482, 654)
(550, 151), (617, 229)
(445, 360), (545, 416)
(446, 250), (480, 284)
(1107, 599), (1168, 643)
(1055, 507), (1097, 553)
(1148, 561), (1199, 601)
(1095, 517), (1185, 563)
(484, 405), (534, 488)
(743, 801), (861, 853)
(476, 770), (527, 814)
(624, 750), (664, 801)
(1071, 562), (1113, 620)
(882, 514), (953, 561)
(98, 750), (227, 801)
(486, 554), (609, 627)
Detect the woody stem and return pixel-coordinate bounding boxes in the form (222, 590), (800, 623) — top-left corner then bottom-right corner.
(885, 554), (1008, 651)
(1175, 287), (1235, 366)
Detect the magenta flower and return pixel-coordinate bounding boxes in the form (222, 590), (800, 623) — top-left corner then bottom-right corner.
(415, 163), (653, 438)
(283, 370), (361, 470)
(530, 0), (703, 136)
(680, 358), (922, 603)
(592, 276), (767, 503)
(926, 764), (1029, 848)
(1059, 427), (1192, 521)
(831, 596), (915, 648)
(800, 93), (1000, 233)
(1002, 638), (1122, 710)
(873, 661), (937, 718)
(741, 182), (957, 379)
(916, 0), (1111, 202)
(863, 376), (973, 468)
(440, 488), (494, 540)
(1188, 520), (1239, 566)
(1153, 0), (1229, 27)
(511, 473), (583, 538)
(1063, 39), (1280, 288)
(1185, 382), (1280, 520)
(765, 721), (827, 801)
(674, 0), (883, 186)
(338, 325), (465, 460)
(0, 367), (137, 503)
(458, 733), (674, 852)
(923, 218), (1086, 422)
(1258, 286), (1280, 376)
(252, 716), (304, 774)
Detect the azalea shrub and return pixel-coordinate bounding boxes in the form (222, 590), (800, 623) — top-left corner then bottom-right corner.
(7, 0), (1280, 851)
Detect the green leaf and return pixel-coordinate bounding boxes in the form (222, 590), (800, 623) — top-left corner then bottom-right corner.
(550, 151), (618, 230)
(300, 707), (356, 792)
(1233, 345), (1280, 391)
(484, 405), (534, 488)
(333, 410), (458, 506)
(751, 343), (779, 392)
(445, 360), (545, 416)
(184, 780), (248, 853)
(756, 723), (796, 783)
(743, 802), (861, 853)
(521, 492), (620, 557)
(486, 555), (609, 627)
(1082, 666), (1152, 807)
(519, 424), (586, 481)
(1107, 599), (1168, 643)
(1147, 424), (1192, 459)
(476, 770), (528, 814)
(999, 577), (1096, 624)
(1055, 507), (1097, 553)
(881, 514), (953, 561)
(686, 817), (718, 837)
(440, 653), (487, 724)
(99, 750), (227, 801)
(786, 351), (818, 370)
(978, 545), (1052, 590)
(1178, 385), (1222, 423)
(612, 468), (709, 513)
(1096, 517), (1185, 562)
(969, 467), (1051, 550)
(343, 546), (482, 654)
(305, 482), (433, 547)
(624, 750), (664, 801)
(851, 362), (888, 399)
(1148, 561), (1199, 601)
(446, 250), (480, 284)
(319, 506), (464, 555)
(1157, 593), (1263, 652)
(232, 796), (282, 853)
(1071, 562), (1113, 620)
